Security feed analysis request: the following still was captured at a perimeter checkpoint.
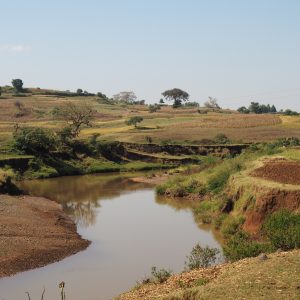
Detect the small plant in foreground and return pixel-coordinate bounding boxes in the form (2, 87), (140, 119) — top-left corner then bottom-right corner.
(185, 244), (219, 270)
(151, 266), (173, 283)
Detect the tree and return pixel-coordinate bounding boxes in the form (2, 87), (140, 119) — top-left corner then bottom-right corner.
(162, 88), (189, 108)
(159, 98), (164, 104)
(204, 97), (220, 109)
(0, 87), (2, 97)
(125, 116), (143, 128)
(113, 91), (137, 104)
(76, 89), (83, 95)
(237, 106), (250, 114)
(12, 79), (23, 93)
(60, 102), (95, 137)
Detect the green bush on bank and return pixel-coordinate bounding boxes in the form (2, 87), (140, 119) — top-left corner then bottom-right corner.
(223, 231), (273, 261)
(263, 209), (300, 250)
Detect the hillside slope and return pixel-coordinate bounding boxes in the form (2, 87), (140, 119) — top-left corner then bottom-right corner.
(117, 250), (300, 300)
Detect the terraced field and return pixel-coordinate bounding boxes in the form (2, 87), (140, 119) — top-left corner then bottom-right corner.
(0, 92), (300, 146)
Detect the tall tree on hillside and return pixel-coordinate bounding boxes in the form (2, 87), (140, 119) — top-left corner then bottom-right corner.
(113, 91), (137, 104)
(60, 102), (95, 137)
(12, 79), (23, 93)
(161, 88), (189, 108)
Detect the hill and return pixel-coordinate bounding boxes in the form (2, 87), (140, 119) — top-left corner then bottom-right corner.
(0, 88), (300, 149)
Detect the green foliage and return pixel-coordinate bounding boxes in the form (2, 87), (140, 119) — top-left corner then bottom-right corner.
(263, 209), (300, 250)
(185, 244), (219, 270)
(13, 127), (57, 155)
(239, 102), (277, 114)
(184, 101), (199, 107)
(214, 214), (227, 230)
(149, 104), (161, 113)
(283, 109), (299, 116)
(221, 215), (245, 237)
(214, 133), (230, 144)
(126, 116), (143, 127)
(224, 231), (272, 261)
(162, 88), (189, 108)
(151, 266), (173, 283)
(12, 78), (24, 93)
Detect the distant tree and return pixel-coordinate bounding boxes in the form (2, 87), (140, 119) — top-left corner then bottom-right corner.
(184, 101), (199, 107)
(113, 91), (137, 104)
(12, 79), (23, 93)
(162, 88), (189, 108)
(204, 97), (220, 109)
(76, 89), (83, 95)
(159, 98), (164, 104)
(125, 116), (143, 128)
(237, 106), (250, 114)
(270, 105), (277, 113)
(97, 92), (107, 99)
(284, 109), (299, 116)
(0, 87), (2, 97)
(60, 102), (95, 137)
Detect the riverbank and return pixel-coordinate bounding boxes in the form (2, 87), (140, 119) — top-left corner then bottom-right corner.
(116, 249), (300, 300)
(0, 194), (90, 278)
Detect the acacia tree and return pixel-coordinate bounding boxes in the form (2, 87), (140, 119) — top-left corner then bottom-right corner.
(125, 116), (143, 128)
(12, 79), (24, 93)
(60, 102), (95, 137)
(113, 91), (137, 104)
(162, 88), (189, 108)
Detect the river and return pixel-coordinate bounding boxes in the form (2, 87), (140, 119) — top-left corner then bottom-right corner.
(0, 173), (222, 300)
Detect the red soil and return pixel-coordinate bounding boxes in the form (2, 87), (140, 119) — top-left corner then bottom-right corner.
(251, 161), (300, 185)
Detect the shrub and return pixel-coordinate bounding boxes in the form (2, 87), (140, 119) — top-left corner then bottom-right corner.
(214, 133), (230, 144)
(185, 244), (219, 270)
(221, 215), (245, 237)
(263, 209), (300, 250)
(149, 104), (161, 113)
(151, 267), (172, 283)
(214, 214), (227, 230)
(224, 231), (272, 261)
(13, 127), (58, 155)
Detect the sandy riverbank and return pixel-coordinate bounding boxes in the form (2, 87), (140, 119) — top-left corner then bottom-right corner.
(0, 194), (90, 278)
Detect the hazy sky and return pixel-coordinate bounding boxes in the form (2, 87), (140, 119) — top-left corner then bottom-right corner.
(1, 0), (300, 110)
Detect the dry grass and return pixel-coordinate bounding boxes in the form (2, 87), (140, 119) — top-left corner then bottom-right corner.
(0, 94), (299, 144)
(116, 250), (300, 300)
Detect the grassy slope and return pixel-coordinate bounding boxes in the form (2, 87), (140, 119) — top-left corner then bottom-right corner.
(117, 250), (300, 300)
(0, 91), (300, 147)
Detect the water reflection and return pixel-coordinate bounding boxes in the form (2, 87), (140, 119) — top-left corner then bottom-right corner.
(19, 173), (152, 228)
(3, 172), (224, 300)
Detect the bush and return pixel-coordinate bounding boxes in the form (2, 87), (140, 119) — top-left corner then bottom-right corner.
(224, 231), (272, 261)
(151, 267), (172, 283)
(13, 127), (58, 155)
(221, 215), (245, 237)
(214, 134), (230, 144)
(185, 244), (219, 270)
(263, 209), (300, 250)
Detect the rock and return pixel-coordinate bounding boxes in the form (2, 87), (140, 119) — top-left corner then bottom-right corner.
(258, 253), (268, 261)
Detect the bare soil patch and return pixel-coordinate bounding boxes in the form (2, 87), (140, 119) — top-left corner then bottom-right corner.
(0, 195), (90, 278)
(252, 160), (300, 185)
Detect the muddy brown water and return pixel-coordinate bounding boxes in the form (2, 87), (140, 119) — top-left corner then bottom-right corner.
(0, 173), (222, 300)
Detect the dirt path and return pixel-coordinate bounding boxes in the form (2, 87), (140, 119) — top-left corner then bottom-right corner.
(0, 194), (90, 278)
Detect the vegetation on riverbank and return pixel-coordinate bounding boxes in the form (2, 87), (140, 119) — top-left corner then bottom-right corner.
(117, 249), (300, 300)
(156, 140), (300, 261)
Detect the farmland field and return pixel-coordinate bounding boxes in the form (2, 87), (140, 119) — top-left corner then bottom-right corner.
(0, 92), (300, 148)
